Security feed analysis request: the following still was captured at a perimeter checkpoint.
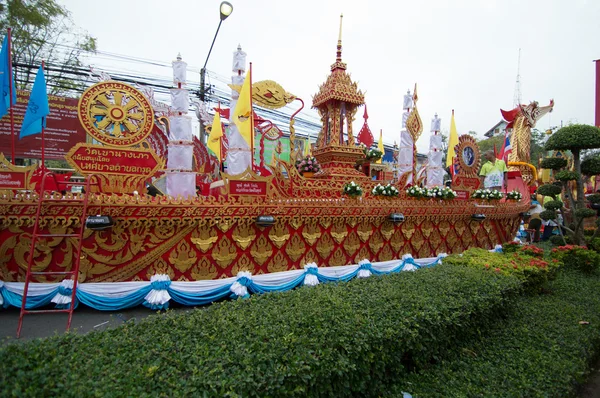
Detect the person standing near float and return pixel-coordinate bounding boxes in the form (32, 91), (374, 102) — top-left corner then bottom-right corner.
(479, 150), (508, 191)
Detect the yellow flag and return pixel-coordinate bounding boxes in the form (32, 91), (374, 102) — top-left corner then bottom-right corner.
(304, 138), (310, 156)
(377, 129), (384, 164)
(207, 111), (223, 162)
(234, 69), (254, 149)
(446, 110), (459, 168)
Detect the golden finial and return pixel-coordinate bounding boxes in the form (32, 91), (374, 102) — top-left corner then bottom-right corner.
(336, 13), (343, 62)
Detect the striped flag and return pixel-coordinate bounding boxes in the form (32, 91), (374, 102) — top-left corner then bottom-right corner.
(497, 130), (512, 162)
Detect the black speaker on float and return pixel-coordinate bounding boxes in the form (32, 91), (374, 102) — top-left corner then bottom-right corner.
(255, 215), (276, 227)
(388, 213), (405, 224)
(85, 215), (114, 231)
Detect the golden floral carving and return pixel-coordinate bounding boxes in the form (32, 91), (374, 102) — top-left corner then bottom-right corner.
(418, 242), (431, 259)
(146, 258), (175, 280)
(191, 224), (218, 253)
(290, 217), (303, 230)
(168, 240), (198, 273)
(446, 229), (458, 251)
(390, 229), (405, 254)
(302, 220), (321, 246)
(300, 248), (318, 267)
(381, 221), (394, 241)
(343, 231), (360, 258)
(454, 220), (466, 237)
(402, 222), (415, 240)
(319, 217), (332, 230)
(421, 220), (433, 238)
(439, 220), (451, 237)
(216, 218), (233, 233)
(212, 236), (238, 268)
(356, 246), (371, 263)
(411, 229), (424, 249)
(285, 234), (306, 262)
(347, 218), (358, 228)
(317, 233), (334, 260)
(462, 232), (473, 247)
(357, 221), (373, 243)
(379, 245), (393, 261)
(429, 229), (442, 253)
(267, 252), (288, 273)
(232, 222), (256, 250)
(190, 256), (219, 281)
(250, 235), (273, 265)
(329, 248), (347, 266)
(269, 220), (290, 249)
(369, 230), (384, 254)
(331, 219), (348, 244)
(231, 254), (252, 275)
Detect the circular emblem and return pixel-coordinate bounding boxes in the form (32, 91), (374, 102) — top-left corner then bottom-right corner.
(78, 82), (154, 147)
(455, 135), (481, 178)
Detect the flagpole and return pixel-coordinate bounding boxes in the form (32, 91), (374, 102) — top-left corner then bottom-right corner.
(41, 60), (45, 169)
(249, 62), (254, 171)
(7, 28), (15, 165)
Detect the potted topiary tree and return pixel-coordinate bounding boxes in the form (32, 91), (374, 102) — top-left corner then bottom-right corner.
(539, 124), (600, 244)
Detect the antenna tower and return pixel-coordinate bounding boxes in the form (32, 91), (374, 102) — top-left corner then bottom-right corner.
(513, 48), (522, 108)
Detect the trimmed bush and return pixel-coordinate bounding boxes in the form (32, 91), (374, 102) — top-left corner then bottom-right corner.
(545, 124), (600, 151)
(0, 265), (521, 397)
(543, 200), (563, 210)
(540, 157), (568, 170)
(575, 208), (597, 219)
(587, 193), (600, 204)
(550, 235), (568, 246)
(537, 183), (562, 198)
(390, 269), (600, 397)
(540, 209), (557, 221)
(582, 156), (600, 176)
(551, 245), (600, 274)
(444, 248), (558, 293)
(554, 170), (579, 181)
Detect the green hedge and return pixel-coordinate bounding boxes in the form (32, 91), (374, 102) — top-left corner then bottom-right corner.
(0, 265), (520, 397)
(389, 269), (600, 397)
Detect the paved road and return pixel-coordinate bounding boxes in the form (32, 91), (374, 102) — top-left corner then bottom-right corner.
(0, 305), (189, 345)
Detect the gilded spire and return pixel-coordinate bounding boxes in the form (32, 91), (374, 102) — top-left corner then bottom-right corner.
(336, 14), (343, 63)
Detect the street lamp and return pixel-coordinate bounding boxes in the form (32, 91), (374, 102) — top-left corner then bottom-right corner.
(199, 1), (234, 103)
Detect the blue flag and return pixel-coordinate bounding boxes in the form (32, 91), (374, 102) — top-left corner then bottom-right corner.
(19, 66), (49, 139)
(0, 35), (17, 119)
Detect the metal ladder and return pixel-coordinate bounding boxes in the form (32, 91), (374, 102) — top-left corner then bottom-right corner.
(16, 172), (98, 338)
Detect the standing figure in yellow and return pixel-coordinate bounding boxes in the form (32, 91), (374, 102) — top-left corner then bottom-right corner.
(479, 150), (508, 190)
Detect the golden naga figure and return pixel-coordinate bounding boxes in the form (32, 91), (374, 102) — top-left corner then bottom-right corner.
(229, 80), (296, 109)
(501, 99), (554, 164)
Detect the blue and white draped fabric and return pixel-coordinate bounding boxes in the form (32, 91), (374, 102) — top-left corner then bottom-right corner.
(357, 259), (373, 278)
(230, 271), (252, 299)
(489, 244), (503, 253)
(0, 254), (448, 311)
(51, 279), (75, 309)
(143, 274), (171, 310)
(303, 263), (320, 286)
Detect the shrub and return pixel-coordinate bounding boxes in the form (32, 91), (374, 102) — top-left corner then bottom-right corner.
(537, 183), (562, 198)
(551, 245), (600, 273)
(540, 209), (557, 221)
(540, 157), (568, 170)
(543, 200), (563, 210)
(550, 235), (568, 246)
(554, 170), (579, 181)
(587, 237), (600, 253)
(545, 124), (600, 151)
(575, 208), (597, 219)
(445, 248), (558, 293)
(502, 241), (521, 253)
(0, 265), (521, 397)
(390, 267), (600, 397)
(587, 193), (600, 204)
(581, 156), (600, 176)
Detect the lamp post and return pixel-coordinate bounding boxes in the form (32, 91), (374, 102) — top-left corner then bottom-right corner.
(199, 1), (233, 103)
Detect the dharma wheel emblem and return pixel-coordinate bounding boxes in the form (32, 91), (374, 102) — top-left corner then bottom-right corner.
(78, 81), (154, 147)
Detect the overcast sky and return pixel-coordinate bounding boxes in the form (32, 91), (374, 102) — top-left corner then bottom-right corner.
(59, 0), (599, 152)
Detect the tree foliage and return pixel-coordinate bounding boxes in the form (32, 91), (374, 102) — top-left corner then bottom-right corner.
(0, 0), (97, 95)
(554, 170), (579, 182)
(581, 156), (600, 176)
(540, 157), (568, 170)
(545, 124), (600, 151)
(537, 184), (562, 198)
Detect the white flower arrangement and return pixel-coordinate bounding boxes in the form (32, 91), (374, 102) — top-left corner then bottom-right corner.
(472, 189), (503, 200)
(372, 183), (399, 197)
(506, 189), (522, 201)
(427, 186), (458, 200)
(343, 181), (363, 197)
(406, 186), (429, 198)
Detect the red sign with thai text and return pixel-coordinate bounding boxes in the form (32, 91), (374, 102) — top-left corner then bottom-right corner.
(453, 176), (480, 190)
(229, 181), (267, 196)
(65, 143), (163, 177)
(0, 90), (85, 160)
(454, 190), (470, 200)
(0, 171), (26, 189)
